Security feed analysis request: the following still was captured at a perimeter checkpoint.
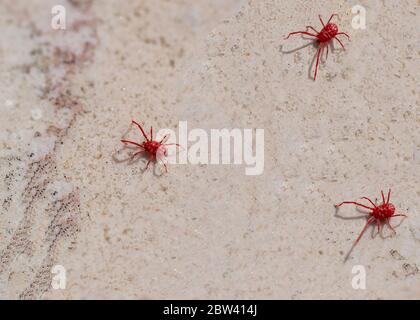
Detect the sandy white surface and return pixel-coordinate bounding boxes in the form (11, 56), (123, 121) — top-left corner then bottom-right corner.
(0, 0), (419, 299)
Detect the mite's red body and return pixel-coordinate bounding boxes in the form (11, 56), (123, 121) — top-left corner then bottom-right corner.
(336, 189), (407, 246)
(285, 14), (350, 80)
(121, 120), (181, 173)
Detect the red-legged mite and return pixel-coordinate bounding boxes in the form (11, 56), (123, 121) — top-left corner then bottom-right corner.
(335, 189), (407, 246)
(285, 14), (350, 80)
(121, 120), (181, 173)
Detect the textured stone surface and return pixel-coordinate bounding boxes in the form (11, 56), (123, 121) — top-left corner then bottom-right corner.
(0, 0), (419, 299)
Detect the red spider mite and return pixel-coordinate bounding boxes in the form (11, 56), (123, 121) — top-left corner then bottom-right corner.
(285, 13), (350, 80)
(335, 189), (407, 246)
(121, 120), (181, 173)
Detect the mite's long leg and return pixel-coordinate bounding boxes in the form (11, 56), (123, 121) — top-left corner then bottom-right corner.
(386, 218), (397, 235)
(334, 36), (346, 50)
(306, 26), (319, 34)
(285, 31), (317, 39)
(381, 190), (386, 204)
(336, 32), (350, 40)
(319, 15), (325, 27)
(360, 197), (377, 208)
(325, 43), (329, 60)
(121, 139), (144, 148)
(386, 189), (391, 204)
(335, 201), (374, 211)
(320, 43), (329, 62)
(313, 45), (323, 80)
(327, 13), (339, 24)
(132, 120), (149, 141)
(145, 159), (152, 170)
(150, 126), (153, 140)
(130, 150), (144, 160)
(159, 134), (169, 144)
(374, 219), (381, 238)
(155, 158), (168, 173)
(161, 160), (168, 173)
(355, 217), (375, 245)
(389, 214), (407, 228)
